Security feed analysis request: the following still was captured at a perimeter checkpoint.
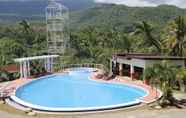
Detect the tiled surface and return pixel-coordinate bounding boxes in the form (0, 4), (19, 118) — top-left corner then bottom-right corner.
(0, 79), (31, 97)
(112, 77), (161, 103)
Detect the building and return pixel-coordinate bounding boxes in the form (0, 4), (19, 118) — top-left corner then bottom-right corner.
(111, 53), (186, 79)
(0, 64), (19, 73)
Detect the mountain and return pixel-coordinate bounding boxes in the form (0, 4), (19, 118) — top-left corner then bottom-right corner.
(70, 4), (186, 31)
(1, 2), (186, 31)
(0, 0), (94, 15)
(0, 0), (95, 12)
(0, 0), (95, 24)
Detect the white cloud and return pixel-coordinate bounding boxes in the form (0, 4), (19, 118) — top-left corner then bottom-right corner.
(94, 0), (186, 8)
(95, 0), (156, 7)
(167, 0), (186, 8)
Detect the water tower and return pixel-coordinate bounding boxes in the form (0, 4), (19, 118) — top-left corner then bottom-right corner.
(46, 0), (69, 54)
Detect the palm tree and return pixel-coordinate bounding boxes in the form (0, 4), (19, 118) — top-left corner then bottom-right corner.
(19, 20), (31, 34)
(143, 65), (157, 85)
(114, 33), (132, 53)
(97, 30), (113, 48)
(176, 68), (186, 92)
(144, 61), (177, 106)
(0, 37), (25, 65)
(169, 16), (186, 56)
(135, 21), (162, 53)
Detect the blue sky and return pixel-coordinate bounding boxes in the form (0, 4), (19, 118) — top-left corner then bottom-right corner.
(95, 0), (186, 8)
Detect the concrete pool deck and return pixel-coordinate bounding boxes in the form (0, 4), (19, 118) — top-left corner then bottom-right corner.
(113, 76), (161, 103)
(1, 103), (186, 118)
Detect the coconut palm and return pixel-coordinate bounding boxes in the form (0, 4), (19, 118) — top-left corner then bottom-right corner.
(144, 61), (177, 106)
(176, 68), (186, 92)
(19, 20), (31, 34)
(0, 37), (25, 65)
(97, 29), (115, 48)
(169, 16), (186, 56)
(114, 33), (132, 53)
(135, 21), (162, 53)
(144, 65), (158, 85)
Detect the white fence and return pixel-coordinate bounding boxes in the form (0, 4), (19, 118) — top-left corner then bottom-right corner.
(54, 63), (106, 72)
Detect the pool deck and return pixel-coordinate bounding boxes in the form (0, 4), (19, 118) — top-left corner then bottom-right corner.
(1, 103), (186, 118)
(91, 75), (161, 104)
(112, 77), (161, 103)
(0, 78), (32, 97)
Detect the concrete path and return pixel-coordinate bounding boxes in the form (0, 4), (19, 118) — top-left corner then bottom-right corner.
(0, 104), (186, 118)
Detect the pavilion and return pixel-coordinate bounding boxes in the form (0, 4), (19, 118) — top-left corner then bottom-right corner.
(111, 53), (186, 80)
(14, 55), (59, 78)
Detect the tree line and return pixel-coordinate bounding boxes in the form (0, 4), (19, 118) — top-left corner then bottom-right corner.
(0, 16), (186, 67)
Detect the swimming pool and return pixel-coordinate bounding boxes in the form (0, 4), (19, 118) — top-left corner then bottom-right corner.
(11, 67), (148, 112)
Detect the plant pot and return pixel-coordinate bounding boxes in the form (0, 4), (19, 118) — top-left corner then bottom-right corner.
(144, 79), (150, 85)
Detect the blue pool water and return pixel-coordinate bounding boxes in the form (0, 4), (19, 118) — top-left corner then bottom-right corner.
(11, 68), (147, 111)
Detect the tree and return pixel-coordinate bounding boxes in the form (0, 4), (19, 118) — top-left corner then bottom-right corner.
(135, 21), (162, 53)
(176, 68), (186, 92)
(0, 37), (25, 66)
(169, 16), (186, 56)
(115, 33), (132, 53)
(97, 29), (113, 48)
(19, 20), (32, 34)
(70, 31), (92, 58)
(144, 61), (177, 106)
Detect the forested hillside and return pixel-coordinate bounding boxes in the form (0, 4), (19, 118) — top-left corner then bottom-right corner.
(1, 3), (186, 80)
(71, 4), (186, 31)
(0, 0), (94, 13)
(1, 3), (186, 32)
(0, 0), (94, 23)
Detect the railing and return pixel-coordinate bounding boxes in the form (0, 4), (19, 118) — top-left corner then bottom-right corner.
(53, 63), (106, 72)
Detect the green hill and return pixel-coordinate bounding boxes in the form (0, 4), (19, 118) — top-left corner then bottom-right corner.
(70, 4), (186, 31)
(1, 4), (186, 31)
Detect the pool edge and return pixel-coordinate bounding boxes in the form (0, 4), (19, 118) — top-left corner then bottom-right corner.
(8, 67), (160, 113)
(9, 95), (141, 112)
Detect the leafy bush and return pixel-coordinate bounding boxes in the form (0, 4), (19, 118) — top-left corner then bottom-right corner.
(0, 70), (19, 82)
(30, 61), (47, 76)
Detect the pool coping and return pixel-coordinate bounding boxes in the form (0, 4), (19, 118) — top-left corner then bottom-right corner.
(10, 95), (141, 112)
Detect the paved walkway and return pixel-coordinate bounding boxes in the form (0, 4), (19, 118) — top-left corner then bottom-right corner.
(0, 79), (32, 97)
(0, 104), (186, 118)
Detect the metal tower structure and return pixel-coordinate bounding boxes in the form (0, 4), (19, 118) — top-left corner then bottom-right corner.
(46, 0), (69, 54)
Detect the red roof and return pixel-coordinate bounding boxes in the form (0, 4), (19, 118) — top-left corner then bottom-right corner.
(0, 64), (19, 73)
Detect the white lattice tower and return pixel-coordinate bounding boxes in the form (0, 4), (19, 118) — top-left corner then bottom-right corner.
(46, 0), (69, 54)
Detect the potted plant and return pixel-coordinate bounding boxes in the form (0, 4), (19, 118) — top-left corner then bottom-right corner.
(144, 77), (151, 85)
(143, 67), (155, 85)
